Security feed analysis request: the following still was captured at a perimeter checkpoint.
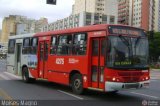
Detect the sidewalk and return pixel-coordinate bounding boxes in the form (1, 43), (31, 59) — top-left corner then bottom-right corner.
(0, 71), (21, 80)
(151, 69), (160, 71)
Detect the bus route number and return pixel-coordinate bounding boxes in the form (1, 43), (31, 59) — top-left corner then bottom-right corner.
(56, 58), (64, 65)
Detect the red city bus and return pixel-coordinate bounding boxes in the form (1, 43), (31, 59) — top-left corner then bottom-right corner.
(19, 24), (149, 94)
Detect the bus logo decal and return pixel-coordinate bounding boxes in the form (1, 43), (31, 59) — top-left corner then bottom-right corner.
(56, 58), (64, 65)
(68, 58), (79, 64)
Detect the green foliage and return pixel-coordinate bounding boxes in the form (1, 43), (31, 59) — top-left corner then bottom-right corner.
(149, 32), (160, 62)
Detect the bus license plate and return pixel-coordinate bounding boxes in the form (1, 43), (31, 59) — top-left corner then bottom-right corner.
(125, 83), (139, 89)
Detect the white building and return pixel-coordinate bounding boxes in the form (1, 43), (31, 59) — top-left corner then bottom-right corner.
(154, 0), (160, 32)
(42, 0), (118, 32)
(41, 12), (117, 32)
(73, 0), (118, 16)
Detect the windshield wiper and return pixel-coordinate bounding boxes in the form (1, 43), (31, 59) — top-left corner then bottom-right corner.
(118, 35), (132, 57)
(135, 36), (141, 47)
(118, 35), (130, 46)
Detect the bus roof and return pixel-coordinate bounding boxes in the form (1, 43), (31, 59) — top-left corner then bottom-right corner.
(34, 24), (145, 37)
(34, 24), (109, 37)
(8, 33), (35, 39)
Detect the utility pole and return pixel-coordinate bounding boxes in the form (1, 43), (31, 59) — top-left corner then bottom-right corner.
(85, 0), (86, 13)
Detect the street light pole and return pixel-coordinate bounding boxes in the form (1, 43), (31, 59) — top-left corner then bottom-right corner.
(85, 0), (86, 13)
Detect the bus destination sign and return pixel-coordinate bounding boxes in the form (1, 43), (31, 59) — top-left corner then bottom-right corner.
(108, 26), (145, 36)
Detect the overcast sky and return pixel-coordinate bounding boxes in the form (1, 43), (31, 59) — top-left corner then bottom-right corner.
(0, 0), (74, 29)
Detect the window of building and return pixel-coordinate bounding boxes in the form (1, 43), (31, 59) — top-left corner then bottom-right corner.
(110, 16), (115, 23)
(102, 15), (107, 22)
(8, 39), (15, 54)
(95, 14), (99, 20)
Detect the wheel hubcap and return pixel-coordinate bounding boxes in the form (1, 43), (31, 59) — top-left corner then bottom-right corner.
(74, 79), (81, 89)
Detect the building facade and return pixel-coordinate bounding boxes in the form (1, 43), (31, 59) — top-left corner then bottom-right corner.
(0, 15), (48, 43)
(0, 15), (16, 43)
(118, 0), (132, 25)
(42, 12), (117, 32)
(73, 0), (102, 14)
(72, 0), (118, 24)
(42, 0), (118, 32)
(154, 0), (160, 32)
(0, 30), (1, 41)
(118, 0), (155, 31)
(73, 0), (118, 15)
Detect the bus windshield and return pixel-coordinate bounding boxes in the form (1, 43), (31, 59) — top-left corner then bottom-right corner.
(107, 35), (149, 69)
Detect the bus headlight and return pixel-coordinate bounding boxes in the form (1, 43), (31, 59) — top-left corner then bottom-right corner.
(106, 77), (122, 82)
(145, 77), (149, 80)
(112, 77), (116, 81)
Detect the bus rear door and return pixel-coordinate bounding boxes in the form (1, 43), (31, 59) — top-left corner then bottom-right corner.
(91, 37), (105, 90)
(39, 41), (50, 79)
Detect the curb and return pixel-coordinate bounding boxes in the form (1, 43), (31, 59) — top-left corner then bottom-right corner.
(4, 72), (21, 79)
(151, 69), (160, 71)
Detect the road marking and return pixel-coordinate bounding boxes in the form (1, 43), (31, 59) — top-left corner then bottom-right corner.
(150, 79), (158, 82)
(0, 88), (13, 100)
(57, 90), (84, 100)
(130, 92), (159, 99)
(151, 78), (160, 80)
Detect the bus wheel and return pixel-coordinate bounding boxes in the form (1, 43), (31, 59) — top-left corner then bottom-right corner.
(71, 73), (83, 95)
(22, 67), (35, 83)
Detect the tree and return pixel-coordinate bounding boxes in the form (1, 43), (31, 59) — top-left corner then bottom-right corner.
(149, 32), (160, 63)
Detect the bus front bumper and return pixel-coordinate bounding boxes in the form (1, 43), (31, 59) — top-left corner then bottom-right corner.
(105, 80), (150, 92)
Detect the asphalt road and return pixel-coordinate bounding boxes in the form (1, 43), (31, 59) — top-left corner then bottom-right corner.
(0, 59), (6, 73)
(0, 59), (160, 106)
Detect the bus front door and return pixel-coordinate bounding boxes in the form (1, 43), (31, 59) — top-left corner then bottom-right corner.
(91, 37), (105, 89)
(39, 41), (49, 79)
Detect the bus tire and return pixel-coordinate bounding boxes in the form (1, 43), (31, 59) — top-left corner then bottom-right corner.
(22, 67), (35, 83)
(107, 90), (118, 94)
(71, 73), (83, 95)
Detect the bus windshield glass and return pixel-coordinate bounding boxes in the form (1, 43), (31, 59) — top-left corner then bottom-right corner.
(107, 35), (149, 69)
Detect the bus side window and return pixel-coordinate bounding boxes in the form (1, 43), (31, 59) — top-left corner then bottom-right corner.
(31, 38), (38, 54)
(73, 33), (87, 55)
(8, 39), (15, 54)
(22, 38), (30, 54)
(57, 35), (72, 55)
(50, 36), (57, 55)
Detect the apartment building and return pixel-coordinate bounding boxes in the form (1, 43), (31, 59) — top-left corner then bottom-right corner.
(73, 0), (118, 15)
(118, 0), (155, 31)
(0, 15), (48, 43)
(42, 0), (118, 32)
(72, 0), (118, 23)
(154, 0), (160, 32)
(41, 12), (117, 32)
(0, 15), (16, 43)
(118, 0), (132, 25)
(73, 0), (104, 14)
